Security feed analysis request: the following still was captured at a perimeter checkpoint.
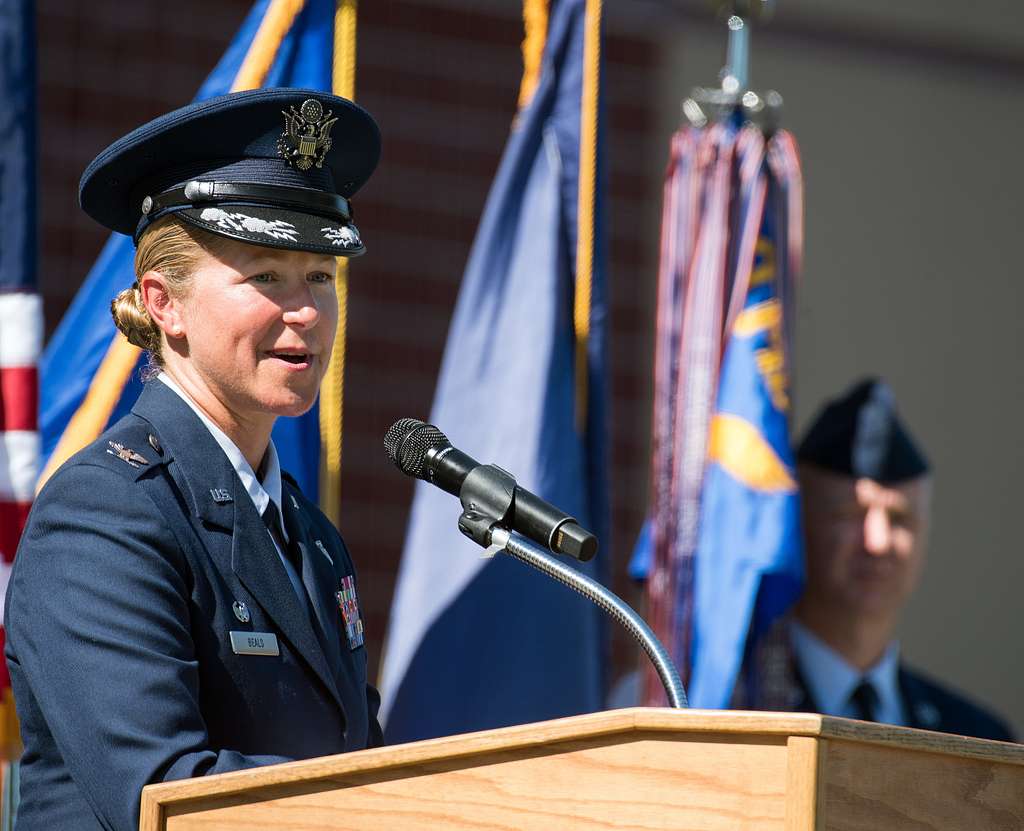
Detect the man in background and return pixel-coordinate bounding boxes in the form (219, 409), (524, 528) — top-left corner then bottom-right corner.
(746, 378), (1014, 741)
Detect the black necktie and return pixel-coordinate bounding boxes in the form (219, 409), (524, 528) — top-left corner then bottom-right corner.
(850, 679), (879, 723)
(262, 499), (338, 674)
(261, 500), (301, 573)
(262, 499), (317, 621)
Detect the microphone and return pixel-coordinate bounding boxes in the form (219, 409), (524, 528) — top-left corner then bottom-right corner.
(384, 418), (597, 561)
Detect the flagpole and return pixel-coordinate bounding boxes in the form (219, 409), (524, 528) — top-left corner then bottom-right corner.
(318, 0), (357, 525)
(0, 760), (15, 831)
(573, 0), (601, 432)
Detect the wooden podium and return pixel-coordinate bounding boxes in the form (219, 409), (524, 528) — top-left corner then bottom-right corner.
(140, 708), (1024, 830)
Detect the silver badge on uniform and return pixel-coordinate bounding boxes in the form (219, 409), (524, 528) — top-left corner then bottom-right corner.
(232, 600), (250, 623)
(314, 539), (334, 566)
(229, 631), (279, 656)
(210, 488), (232, 504)
(106, 441), (148, 468)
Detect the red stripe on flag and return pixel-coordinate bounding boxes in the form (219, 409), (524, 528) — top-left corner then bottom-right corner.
(0, 366), (39, 432)
(0, 501), (31, 563)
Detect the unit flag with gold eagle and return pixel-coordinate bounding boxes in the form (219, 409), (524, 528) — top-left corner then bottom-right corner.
(630, 117), (805, 710)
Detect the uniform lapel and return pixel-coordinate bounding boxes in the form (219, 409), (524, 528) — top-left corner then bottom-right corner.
(898, 667), (942, 731)
(131, 381), (344, 712)
(231, 494), (345, 706)
(743, 615), (813, 713)
(132, 381), (235, 531)
(280, 492), (344, 678)
(789, 659), (819, 714)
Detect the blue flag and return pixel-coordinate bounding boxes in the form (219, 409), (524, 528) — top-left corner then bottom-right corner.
(39, 0), (337, 498)
(378, 0), (608, 742)
(689, 207), (804, 708)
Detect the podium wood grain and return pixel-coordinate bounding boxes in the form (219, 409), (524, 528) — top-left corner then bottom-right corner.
(139, 709), (1024, 830)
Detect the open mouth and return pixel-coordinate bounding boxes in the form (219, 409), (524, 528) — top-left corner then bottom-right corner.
(268, 351), (313, 366)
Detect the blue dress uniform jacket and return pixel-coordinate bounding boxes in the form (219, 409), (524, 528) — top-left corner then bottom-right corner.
(5, 380), (383, 831)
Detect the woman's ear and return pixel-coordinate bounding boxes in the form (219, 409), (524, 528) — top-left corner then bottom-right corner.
(139, 271), (185, 338)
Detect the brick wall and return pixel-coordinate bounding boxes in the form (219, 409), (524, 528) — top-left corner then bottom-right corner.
(36, 0), (254, 317)
(35, 0), (662, 689)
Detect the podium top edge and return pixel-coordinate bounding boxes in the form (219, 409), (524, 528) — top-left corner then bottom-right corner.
(141, 707), (1024, 812)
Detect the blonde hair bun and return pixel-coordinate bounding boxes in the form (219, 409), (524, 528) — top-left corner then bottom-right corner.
(110, 284), (161, 353)
(108, 216), (230, 365)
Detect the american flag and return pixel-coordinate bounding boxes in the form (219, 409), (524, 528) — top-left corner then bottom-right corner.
(0, 295), (41, 639)
(1, 0), (40, 735)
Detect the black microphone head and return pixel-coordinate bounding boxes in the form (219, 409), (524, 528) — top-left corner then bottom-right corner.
(384, 418), (451, 479)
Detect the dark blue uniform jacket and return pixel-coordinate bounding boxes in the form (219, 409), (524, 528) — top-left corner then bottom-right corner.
(5, 380), (383, 831)
(738, 618), (1016, 743)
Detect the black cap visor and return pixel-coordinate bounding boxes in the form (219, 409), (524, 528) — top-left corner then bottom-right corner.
(174, 203), (364, 257)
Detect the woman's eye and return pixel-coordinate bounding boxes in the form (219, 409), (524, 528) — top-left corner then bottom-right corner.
(251, 272), (276, 284)
(308, 271), (334, 284)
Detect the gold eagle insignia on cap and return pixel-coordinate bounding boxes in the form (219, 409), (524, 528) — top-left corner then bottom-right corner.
(106, 441), (149, 468)
(277, 98), (338, 171)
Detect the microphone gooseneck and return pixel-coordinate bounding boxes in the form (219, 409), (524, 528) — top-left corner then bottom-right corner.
(492, 528), (688, 709)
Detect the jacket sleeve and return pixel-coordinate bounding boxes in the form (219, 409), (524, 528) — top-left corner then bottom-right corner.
(366, 679), (385, 747)
(6, 461), (292, 831)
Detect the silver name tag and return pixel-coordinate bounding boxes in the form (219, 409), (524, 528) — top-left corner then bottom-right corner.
(230, 631), (280, 656)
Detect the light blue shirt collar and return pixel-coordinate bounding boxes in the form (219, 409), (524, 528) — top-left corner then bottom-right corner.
(156, 373), (284, 537)
(790, 619), (906, 726)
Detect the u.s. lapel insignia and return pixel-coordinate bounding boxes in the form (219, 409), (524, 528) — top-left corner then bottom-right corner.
(232, 600), (250, 623)
(335, 575), (364, 650)
(915, 701), (941, 729)
(210, 488), (232, 504)
(277, 99), (338, 171)
(106, 441), (148, 468)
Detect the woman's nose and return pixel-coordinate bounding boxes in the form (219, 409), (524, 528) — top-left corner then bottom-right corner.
(282, 287), (320, 328)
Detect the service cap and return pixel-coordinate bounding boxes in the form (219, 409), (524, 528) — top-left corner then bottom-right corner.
(79, 88), (380, 256)
(797, 379), (930, 484)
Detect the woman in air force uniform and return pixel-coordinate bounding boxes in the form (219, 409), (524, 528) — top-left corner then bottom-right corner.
(4, 88), (383, 831)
